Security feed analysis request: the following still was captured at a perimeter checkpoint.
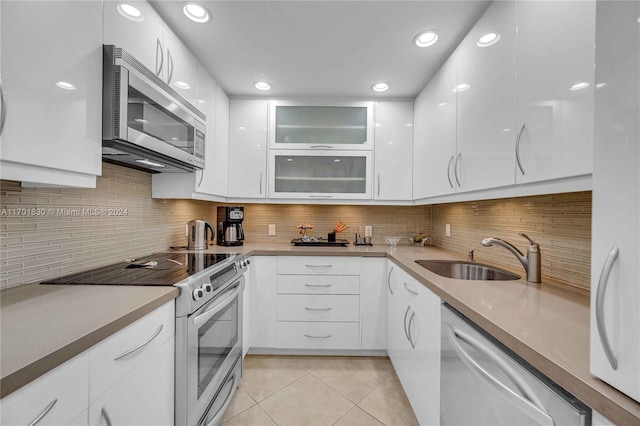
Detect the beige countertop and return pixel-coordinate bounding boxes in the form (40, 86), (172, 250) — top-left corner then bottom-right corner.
(0, 283), (178, 398)
(2, 242), (638, 424)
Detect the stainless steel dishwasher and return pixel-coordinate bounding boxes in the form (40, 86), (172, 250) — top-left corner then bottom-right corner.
(441, 304), (591, 426)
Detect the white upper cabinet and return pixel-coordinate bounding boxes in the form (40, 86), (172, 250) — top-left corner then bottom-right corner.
(515, 0), (595, 183)
(590, 0), (639, 403)
(413, 53), (458, 199)
(228, 100), (268, 198)
(212, 86), (230, 196)
(456, 0), (516, 192)
(0, 0), (102, 188)
(374, 102), (414, 201)
(193, 68), (220, 196)
(163, 28), (198, 106)
(269, 101), (374, 150)
(103, 1), (165, 80)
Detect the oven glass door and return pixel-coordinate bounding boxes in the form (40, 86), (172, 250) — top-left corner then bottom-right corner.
(189, 278), (243, 420)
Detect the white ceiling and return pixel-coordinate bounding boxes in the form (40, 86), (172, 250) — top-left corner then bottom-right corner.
(152, 1), (490, 99)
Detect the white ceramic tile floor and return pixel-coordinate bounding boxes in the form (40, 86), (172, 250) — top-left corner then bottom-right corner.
(221, 355), (419, 426)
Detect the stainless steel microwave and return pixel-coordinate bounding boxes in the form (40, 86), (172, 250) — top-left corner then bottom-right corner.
(102, 45), (205, 173)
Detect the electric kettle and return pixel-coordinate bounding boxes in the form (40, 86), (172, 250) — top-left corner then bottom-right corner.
(187, 220), (215, 250)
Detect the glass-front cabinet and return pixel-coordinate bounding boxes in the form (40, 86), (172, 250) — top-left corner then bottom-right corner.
(269, 101), (374, 150)
(269, 150), (372, 199)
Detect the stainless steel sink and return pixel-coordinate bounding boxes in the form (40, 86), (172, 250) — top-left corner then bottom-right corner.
(415, 260), (521, 281)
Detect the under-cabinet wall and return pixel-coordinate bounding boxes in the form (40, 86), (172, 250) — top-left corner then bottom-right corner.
(0, 162), (216, 289)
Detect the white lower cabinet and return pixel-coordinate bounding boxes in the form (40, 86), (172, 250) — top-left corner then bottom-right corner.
(387, 260), (441, 426)
(88, 337), (174, 426)
(360, 257), (387, 350)
(243, 259), (251, 358)
(0, 301), (175, 426)
(0, 352), (89, 426)
(249, 256), (278, 348)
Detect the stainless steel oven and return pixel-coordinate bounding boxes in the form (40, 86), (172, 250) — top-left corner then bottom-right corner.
(176, 275), (244, 426)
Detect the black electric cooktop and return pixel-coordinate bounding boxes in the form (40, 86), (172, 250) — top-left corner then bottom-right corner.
(41, 252), (232, 286)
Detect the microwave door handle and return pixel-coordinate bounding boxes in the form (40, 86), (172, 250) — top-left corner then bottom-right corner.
(193, 280), (244, 328)
(446, 325), (554, 426)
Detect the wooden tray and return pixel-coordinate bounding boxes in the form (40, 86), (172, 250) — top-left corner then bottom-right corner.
(290, 238), (350, 247)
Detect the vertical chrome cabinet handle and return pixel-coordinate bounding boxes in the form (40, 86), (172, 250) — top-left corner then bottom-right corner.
(595, 246), (619, 370)
(0, 73), (7, 136)
(113, 324), (163, 360)
(101, 407), (113, 426)
(259, 172), (263, 195)
(403, 281), (418, 296)
(377, 173), (381, 196)
(155, 38), (164, 77)
(27, 399), (57, 426)
(447, 155), (454, 188)
(403, 306), (411, 342)
(446, 325), (554, 426)
(407, 310), (416, 349)
(167, 49), (174, 84)
(454, 153), (462, 187)
(515, 123), (526, 175)
(196, 170), (205, 188)
(387, 266), (395, 295)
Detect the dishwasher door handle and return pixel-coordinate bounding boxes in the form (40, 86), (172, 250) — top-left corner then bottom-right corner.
(446, 324), (555, 426)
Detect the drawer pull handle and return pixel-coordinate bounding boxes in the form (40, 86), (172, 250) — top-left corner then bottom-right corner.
(304, 307), (332, 311)
(101, 407), (113, 426)
(28, 399), (57, 426)
(114, 324), (163, 361)
(305, 284), (333, 288)
(305, 264), (333, 268)
(404, 282), (419, 296)
(304, 334), (332, 339)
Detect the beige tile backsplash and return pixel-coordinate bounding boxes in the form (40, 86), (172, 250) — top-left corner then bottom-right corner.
(1, 162), (592, 290)
(0, 163), (216, 289)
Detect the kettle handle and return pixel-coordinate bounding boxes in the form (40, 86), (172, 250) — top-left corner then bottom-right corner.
(205, 222), (216, 243)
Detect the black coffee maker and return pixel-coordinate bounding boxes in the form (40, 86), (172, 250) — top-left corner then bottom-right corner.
(217, 206), (245, 246)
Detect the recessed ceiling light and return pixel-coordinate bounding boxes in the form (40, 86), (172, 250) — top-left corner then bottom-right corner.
(55, 81), (76, 90)
(453, 83), (471, 92)
(117, 4), (144, 22)
(136, 159), (165, 167)
(477, 32), (501, 47)
(414, 30), (438, 47)
(173, 81), (191, 90)
(183, 2), (211, 23)
(569, 82), (590, 91)
(254, 81), (272, 91)
(372, 82), (389, 92)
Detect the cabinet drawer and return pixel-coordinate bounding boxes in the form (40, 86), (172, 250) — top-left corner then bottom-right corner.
(89, 301), (174, 402)
(0, 352), (89, 426)
(277, 295), (360, 322)
(278, 275), (360, 294)
(277, 322), (360, 349)
(278, 256), (361, 275)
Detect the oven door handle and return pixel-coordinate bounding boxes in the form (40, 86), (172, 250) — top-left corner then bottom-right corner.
(202, 365), (242, 426)
(193, 280), (244, 328)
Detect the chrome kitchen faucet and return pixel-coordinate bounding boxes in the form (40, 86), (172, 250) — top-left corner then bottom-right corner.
(481, 233), (541, 283)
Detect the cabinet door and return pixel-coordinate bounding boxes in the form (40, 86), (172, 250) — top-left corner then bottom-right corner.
(590, 0), (640, 403)
(374, 102), (414, 201)
(386, 262), (410, 367)
(194, 69), (221, 196)
(163, 27), (198, 106)
(213, 86), (230, 196)
(269, 150), (372, 200)
(228, 100), (268, 198)
(249, 256), (277, 348)
(269, 101), (374, 150)
(515, 0), (595, 183)
(88, 337), (174, 426)
(103, 0), (164, 79)
(0, 0), (102, 186)
(456, 0), (516, 192)
(414, 54), (458, 199)
(0, 353), (89, 426)
(361, 258), (387, 350)
(243, 264), (251, 357)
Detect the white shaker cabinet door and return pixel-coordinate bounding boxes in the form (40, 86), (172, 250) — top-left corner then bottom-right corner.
(413, 54), (458, 199)
(103, 0), (165, 79)
(590, 0), (640, 403)
(515, 0), (595, 184)
(456, 0), (516, 192)
(374, 102), (414, 201)
(0, 0), (102, 187)
(228, 100), (268, 198)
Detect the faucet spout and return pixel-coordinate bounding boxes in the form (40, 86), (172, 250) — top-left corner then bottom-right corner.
(481, 237), (529, 270)
(481, 234), (541, 283)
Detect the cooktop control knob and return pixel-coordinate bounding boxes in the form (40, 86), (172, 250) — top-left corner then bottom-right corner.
(202, 283), (213, 293)
(193, 288), (205, 301)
